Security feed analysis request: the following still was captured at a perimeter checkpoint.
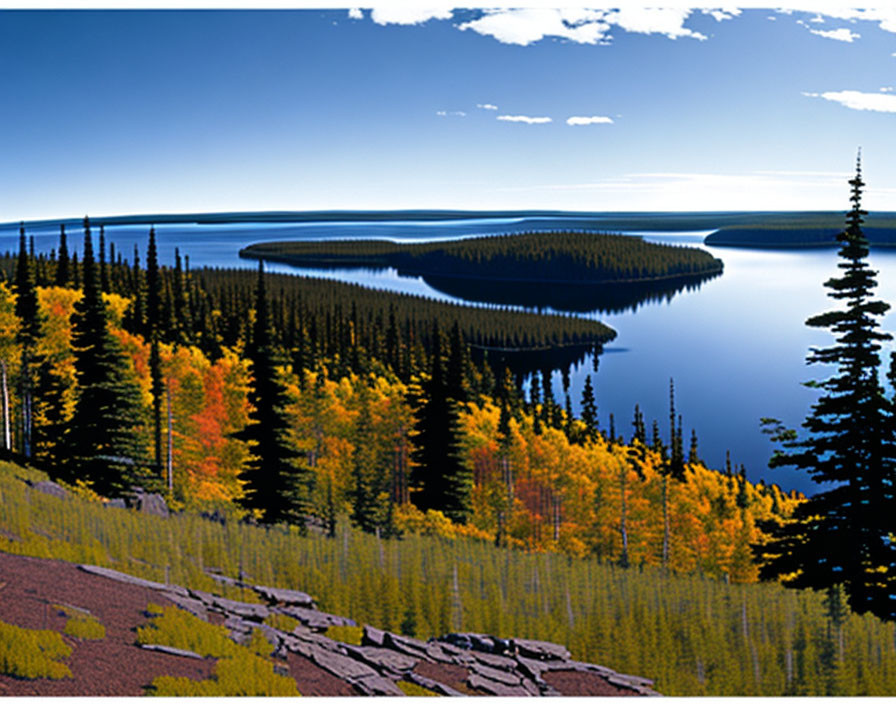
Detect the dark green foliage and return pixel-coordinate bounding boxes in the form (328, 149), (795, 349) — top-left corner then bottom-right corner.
(234, 263), (311, 526)
(242, 230), (723, 283)
(410, 322), (471, 523)
(580, 375), (598, 442)
(55, 224), (70, 287)
(757, 157), (896, 622)
(59, 217), (152, 496)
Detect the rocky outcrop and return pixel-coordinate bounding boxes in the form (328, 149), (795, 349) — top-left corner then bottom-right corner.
(79, 563), (661, 696)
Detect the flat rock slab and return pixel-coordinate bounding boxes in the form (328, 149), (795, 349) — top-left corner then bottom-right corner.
(362, 625), (386, 647)
(77, 564), (189, 598)
(470, 662), (523, 687)
(352, 673), (406, 696)
(471, 649), (518, 671)
(383, 632), (430, 659)
(513, 638), (571, 662)
(343, 644), (419, 675)
(30, 480), (69, 499)
(253, 585), (315, 608)
(276, 604), (356, 629)
(468, 672), (533, 696)
(138, 644), (204, 660)
(165, 593), (208, 621)
(308, 646), (382, 682)
(209, 595), (270, 620)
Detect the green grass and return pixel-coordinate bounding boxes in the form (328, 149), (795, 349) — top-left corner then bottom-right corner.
(0, 619), (72, 679)
(3, 460), (896, 695)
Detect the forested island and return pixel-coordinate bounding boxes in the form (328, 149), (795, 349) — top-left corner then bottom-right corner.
(705, 212), (896, 248)
(239, 231), (723, 284)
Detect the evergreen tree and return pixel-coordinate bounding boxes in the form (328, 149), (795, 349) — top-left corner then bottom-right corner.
(145, 227), (165, 477)
(234, 262), (311, 525)
(98, 225), (109, 294)
(410, 321), (471, 523)
(757, 154), (896, 621)
(55, 224), (70, 287)
(62, 217), (151, 495)
(580, 374), (598, 442)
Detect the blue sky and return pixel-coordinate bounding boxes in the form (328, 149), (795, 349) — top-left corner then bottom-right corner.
(3, 5), (896, 220)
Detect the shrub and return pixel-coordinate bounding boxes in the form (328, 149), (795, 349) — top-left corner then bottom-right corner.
(55, 605), (106, 640)
(0, 619), (72, 679)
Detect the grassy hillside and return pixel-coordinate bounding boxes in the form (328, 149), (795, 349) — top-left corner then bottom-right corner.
(3, 461), (896, 696)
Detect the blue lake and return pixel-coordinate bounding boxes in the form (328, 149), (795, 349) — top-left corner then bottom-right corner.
(4, 216), (892, 496)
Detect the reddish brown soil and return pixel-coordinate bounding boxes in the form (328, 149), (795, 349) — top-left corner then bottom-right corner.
(0, 551), (214, 696)
(544, 669), (641, 696)
(283, 651), (357, 696)
(412, 659), (481, 695)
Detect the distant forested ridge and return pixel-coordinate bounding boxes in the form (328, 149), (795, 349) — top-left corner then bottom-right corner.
(240, 231), (723, 284)
(706, 212), (896, 248)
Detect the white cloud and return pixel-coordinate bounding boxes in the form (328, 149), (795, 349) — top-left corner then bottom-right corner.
(477, 103), (498, 110)
(347, 8), (363, 20)
(790, 9), (896, 36)
(370, 6), (452, 26)
(702, 8), (742, 23)
(436, 110), (466, 117)
(602, 8), (707, 40)
(803, 90), (896, 113)
(566, 115), (614, 126)
(458, 9), (610, 46)
(497, 114), (552, 124)
(809, 27), (860, 42)
(882, 87), (895, 93)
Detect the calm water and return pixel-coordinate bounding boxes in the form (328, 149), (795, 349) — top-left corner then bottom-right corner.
(4, 217), (893, 496)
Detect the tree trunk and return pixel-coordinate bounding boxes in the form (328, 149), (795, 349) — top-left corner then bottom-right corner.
(1, 360), (10, 450)
(166, 381), (174, 495)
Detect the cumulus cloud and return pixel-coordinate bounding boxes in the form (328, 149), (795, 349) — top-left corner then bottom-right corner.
(602, 8), (707, 40)
(809, 27), (860, 42)
(803, 90), (896, 113)
(477, 103), (498, 110)
(348, 8), (363, 20)
(370, 6), (452, 26)
(566, 116), (614, 126)
(458, 9), (610, 46)
(436, 110), (467, 117)
(497, 114), (552, 124)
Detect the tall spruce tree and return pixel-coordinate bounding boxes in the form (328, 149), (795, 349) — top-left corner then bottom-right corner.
(757, 154), (896, 621)
(144, 227), (165, 477)
(55, 224), (70, 287)
(62, 217), (151, 495)
(410, 320), (471, 523)
(234, 262), (311, 525)
(580, 374), (598, 443)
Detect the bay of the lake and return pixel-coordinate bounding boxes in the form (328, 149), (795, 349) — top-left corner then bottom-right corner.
(5, 217), (892, 496)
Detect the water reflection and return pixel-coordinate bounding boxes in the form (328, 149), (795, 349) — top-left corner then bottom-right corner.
(420, 270), (721, 314)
